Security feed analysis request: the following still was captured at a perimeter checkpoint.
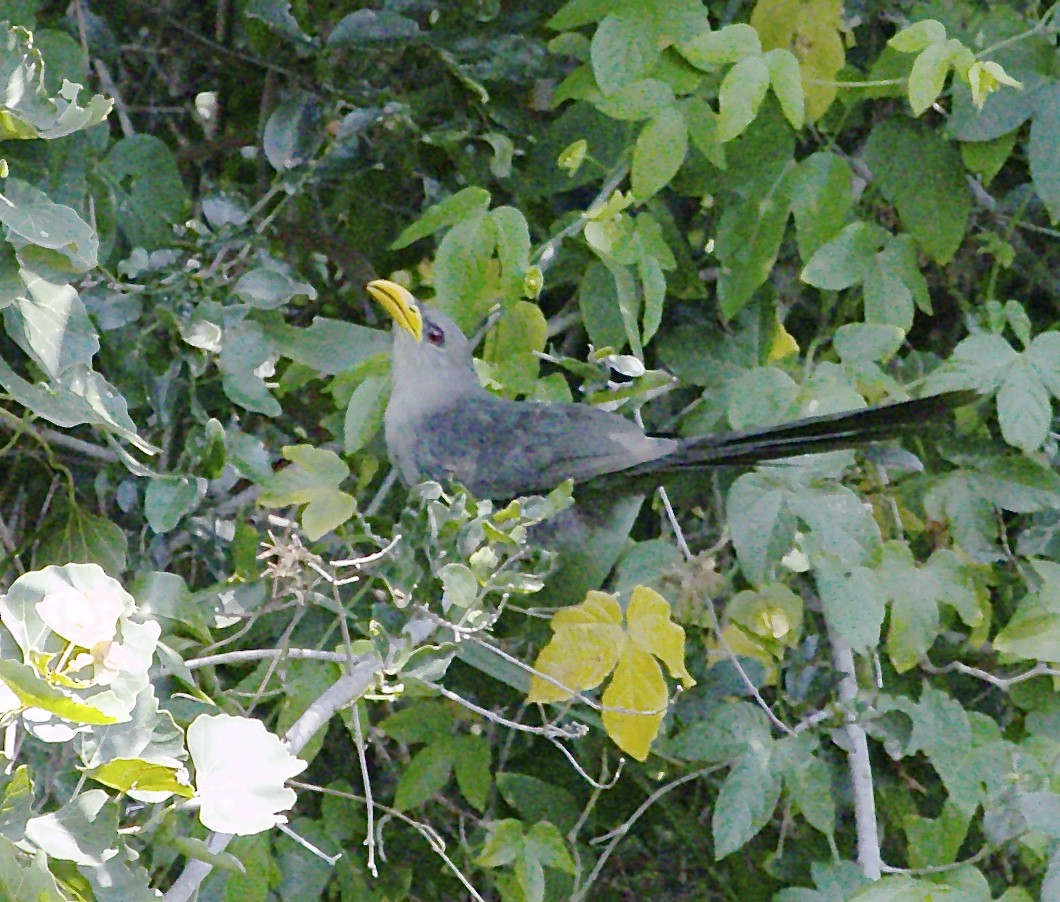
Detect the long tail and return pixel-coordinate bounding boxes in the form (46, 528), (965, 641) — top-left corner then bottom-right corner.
(652, 389), (977, 471)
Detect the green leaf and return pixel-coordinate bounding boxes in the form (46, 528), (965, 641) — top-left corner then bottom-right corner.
(765, 49), (804, 130)
(997, 356), (1052, 453)
(100, 135), (189, 249)
(0, 659), (119, 726)
(595, 78), (675, 121)
(344, 374), (388, 455)
(816, 559), (886, 651)
(960, 129), (1018, 186)
(246, 0), (314, 45)
(525, 821), (576, 874)
(716, 55), (770, 143)
(327, 9), (421, 46)
(800, 221), (888, 290)
(863, 119), (970, 264)
(776, 733), (835, 836)
(727, 474), (797, 587)
(726, 367), (799, 430)
(971, 456), (1060, 514)
(434, 213), (497, 328)
(888, 19), (946, 53)
(864, 234), (927, 330)
(394, 740), (454, 811)
(601, 257), (642, 357)
(1028, 82), (1060, 223)
(669, 700), (772, 763)
(906, 40), (952, 116)
(262, 90), (322, 172)
(144, 475), (207, 534)
(24, 790), (116, 866)
(34, 502), (128, 577)
(477, 818), (523, 867)
(1018, 792), (1060, 839)
(452, 735), (491, 812)
(638, 252), (665, 344)
(631, 106), (688, 201)
(491, 206), (532, 299)
(791, 151), (854, 260)
(495, 773), (580, 833)
(903, 802), (970, 869)
(590, 11), (659, 94)
(219, 320), (282, 417)
(905, 686), (977, 813)
(713, 744), (781, 858)
(264, 317), (389, 376)
(233, 268), (317, 309)
(878, 543), (942, 673)
(8, 267), (98, 377)
(0, 178), (98, 271)
(795, 484), (882, 566)
(994, 566), (1060, 662)
(715, 163), (795, 318)
(389, 187), (491, 250)
(484, 300), (547, 396)
(379, 701), (453, 744)
(578, 261), (626, 351)
(88, 758), (194, 798)
(437, 563), (478, 612)
(680, 97), (725, 167)
(678, 24), (761, 70)
(1027, 331), (1060, 397)
(926, 332), (1019, 394)
(834, 323), (905, 364)
(259, 445), (356, 541)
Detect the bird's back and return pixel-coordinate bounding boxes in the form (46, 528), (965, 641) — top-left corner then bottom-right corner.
(386, 393), (677, 497)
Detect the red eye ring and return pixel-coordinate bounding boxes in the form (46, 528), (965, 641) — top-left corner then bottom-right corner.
(425, 324), (445, 346)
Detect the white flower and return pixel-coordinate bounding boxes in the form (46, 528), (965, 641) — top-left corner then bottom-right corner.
(188, 714), (307, 835)
(36, 584), (124, 649)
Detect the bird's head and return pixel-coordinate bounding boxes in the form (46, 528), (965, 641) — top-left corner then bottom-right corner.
(366, 279), (481, 400)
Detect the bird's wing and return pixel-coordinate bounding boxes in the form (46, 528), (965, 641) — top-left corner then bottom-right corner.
(408, 397), (676, 497)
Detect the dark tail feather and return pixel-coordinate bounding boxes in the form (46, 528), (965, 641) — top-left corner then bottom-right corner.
(657, 389), (977, 470)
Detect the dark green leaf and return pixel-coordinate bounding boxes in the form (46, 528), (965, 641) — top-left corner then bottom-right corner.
(713, 745), (781, 858)
(800, 221), (888, 290)
(144, 475), (207, 534)
(791, 152), (854, 261)
(863, 119), (970, 264)
(1029, 83), (1060, 222)
(452, 735), (491, 812)
(262, 91), (322, 172)
(327, 10), (420, 47)
(100, 135), (189, 249)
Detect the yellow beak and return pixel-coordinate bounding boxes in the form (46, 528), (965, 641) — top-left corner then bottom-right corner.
(366, 279), (423, 343)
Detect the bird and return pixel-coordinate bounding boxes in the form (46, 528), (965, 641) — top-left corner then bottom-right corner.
(366, 278), (976, 502)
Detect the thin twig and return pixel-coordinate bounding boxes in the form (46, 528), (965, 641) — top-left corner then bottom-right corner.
(571, 765), (725, 902)
(829, 635), (882, 880)
(658, 487), (794, 736)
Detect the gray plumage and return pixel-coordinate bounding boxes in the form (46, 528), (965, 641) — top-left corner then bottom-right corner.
(371, 281), (975, 500)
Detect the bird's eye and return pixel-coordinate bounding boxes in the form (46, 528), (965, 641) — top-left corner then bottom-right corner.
(425, 324), (446, 346)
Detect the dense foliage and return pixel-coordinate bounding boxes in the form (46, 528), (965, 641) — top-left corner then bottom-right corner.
(0, 1), (1057, 899)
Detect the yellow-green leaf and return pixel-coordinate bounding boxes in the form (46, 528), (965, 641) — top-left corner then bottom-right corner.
(527, 591), (624, 703)
(624, 586), (695, 689)
(602, 643), (667, 761)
